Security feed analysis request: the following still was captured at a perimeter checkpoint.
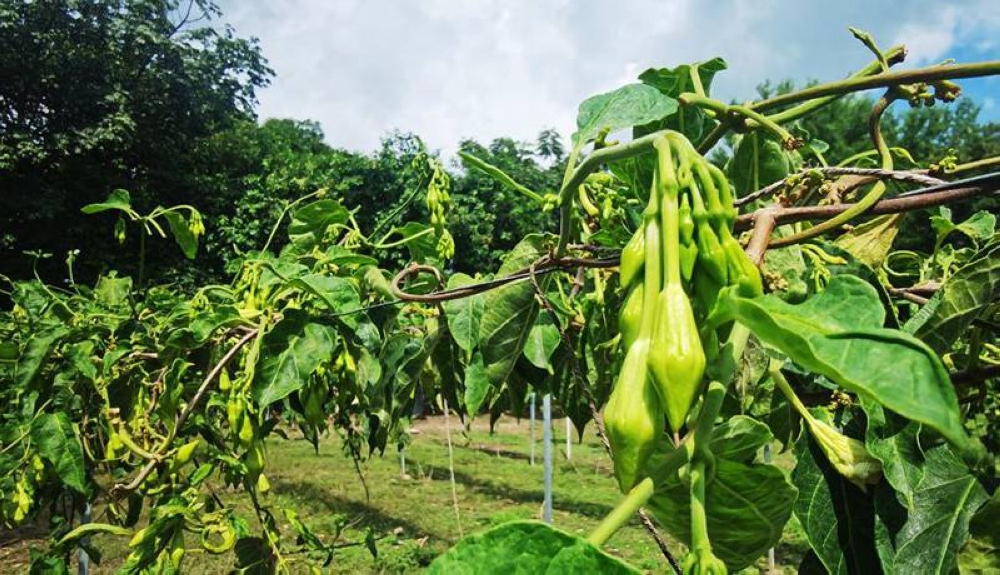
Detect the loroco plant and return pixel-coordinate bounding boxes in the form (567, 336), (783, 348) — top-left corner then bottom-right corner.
(1, 28), (998, 574)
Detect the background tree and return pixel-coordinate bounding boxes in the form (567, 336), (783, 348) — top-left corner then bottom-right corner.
(450, 136), (564, 272)
(0, 0), (272, 282)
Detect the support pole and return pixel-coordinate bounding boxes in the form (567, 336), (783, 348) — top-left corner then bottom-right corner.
(543, 393), (553, 524)
(529, 393), (536, 466)
(565, 416), (572, 460)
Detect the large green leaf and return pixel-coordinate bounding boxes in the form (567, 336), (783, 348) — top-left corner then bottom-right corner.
(708, 415), (773, 463)
(646, 420), (794, 571)
(290, 274), (362, 328)
(929, 207), (996, 248)
(861, 399), (924, 508)
(637, 57), (727, 141)
(716, 275), (967, 447)
(166, 305), (243, 349)
(427, 521), (639, 574)
(904, 241), (1000, 354)
(463, 351), (490, 416)
(478, 234), (552, 388)
(161, 211), (199, 259)
(288, 199), (349, 246)
(16, 326), (70, 388)
(233, 536), (272, 575)
(572, 84), (678, 148)
(648, 457), (797, 571)
(93, 275), (133, 308)
(892, 446), (988, 574)
(80, 189), (131, 214)
(252, 313), (337, 406)
(792, 425), (882, 574)
(523, 319), (560, 373)
(442, 273), (484, 353)
(762, 243), (809, 302)
(32, 413), (87, 493)
(806, 242), (901, 328)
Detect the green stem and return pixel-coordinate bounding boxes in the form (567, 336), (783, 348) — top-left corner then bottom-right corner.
(768, 360), (810, 418)
(679, 93), (797, 148)
(695, 45), (902, 153)
(662, 196), (682, 286)
(753, 60), (1000, 112)
(370, 227), (436, 250)
(556, 146), (584, 255)
(692, 382), (726, 451)
(849, 28), (889, 72)
(769, 45), (905, 128)
(689, 64), (708, 99)
(557, 134), (665, 254)
(689, 460), (709, 551)
(774, 92), (895, 245)
(640, 182), (663, 339)
(837, 146), (912, 167)
(261, 189), (328, 255)
(587, 477), (656, 546)
(945, 155), (1000, 176)
(461, 152), (546, 204)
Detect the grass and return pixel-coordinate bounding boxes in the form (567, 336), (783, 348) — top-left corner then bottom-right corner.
(3, 414), (808, 573)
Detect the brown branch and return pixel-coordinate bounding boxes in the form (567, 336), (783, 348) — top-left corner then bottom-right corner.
(735, 167), (945, 207)
(893, 290), (929, 305)
(889, 283), (943, 305)
(735, 183), (998, 237)
(745, 213), (776, 266)
(952, 365), (1000, 386)
(391, 256), (618, 303)
(892, 282), (941, 297)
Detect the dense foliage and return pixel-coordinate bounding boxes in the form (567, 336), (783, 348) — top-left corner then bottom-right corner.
(1, 5), (999, 574)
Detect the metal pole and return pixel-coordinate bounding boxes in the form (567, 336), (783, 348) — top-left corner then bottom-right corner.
(443, 399), (463, 537)
(529, 393), (536, 466)
(565, 416), (572, 460)
(399, 447), (406, 477)
(543, 393), (553, 524)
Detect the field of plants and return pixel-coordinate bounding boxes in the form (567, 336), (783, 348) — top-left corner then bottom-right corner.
(2, 2), (999, 574)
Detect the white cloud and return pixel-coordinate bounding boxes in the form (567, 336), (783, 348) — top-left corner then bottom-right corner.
(217, 0), (1000, 156)
(892, 7), (960, 63)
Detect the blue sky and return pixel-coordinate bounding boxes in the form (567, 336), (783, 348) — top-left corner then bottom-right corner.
(217, 0), (999, 156)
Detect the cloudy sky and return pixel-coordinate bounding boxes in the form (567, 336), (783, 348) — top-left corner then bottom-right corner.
(217, 0), (999, 156)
